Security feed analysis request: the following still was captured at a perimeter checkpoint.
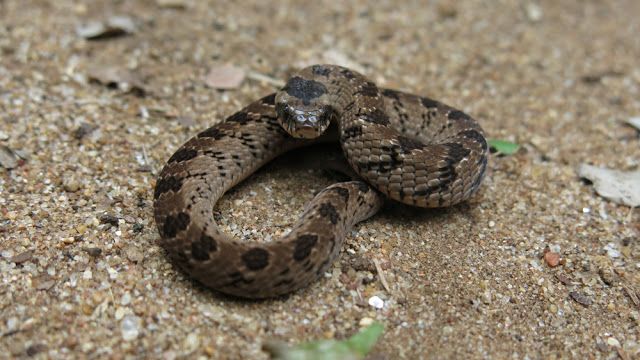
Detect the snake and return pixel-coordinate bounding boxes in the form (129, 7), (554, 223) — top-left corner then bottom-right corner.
(153, 64), (488, 299)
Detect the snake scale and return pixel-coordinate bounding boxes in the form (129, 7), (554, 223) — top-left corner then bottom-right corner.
(153, 65), (488, 298)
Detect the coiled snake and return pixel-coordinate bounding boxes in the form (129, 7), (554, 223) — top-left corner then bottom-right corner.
(153, 65), (488, 298)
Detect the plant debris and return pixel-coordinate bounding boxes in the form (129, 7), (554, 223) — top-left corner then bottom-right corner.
(578, 164), (640, 207)
(76, 16), (137, 40)
(488, 139), (519, 155)
(263, 323), (384, 360)
(87, 64), (147, 96)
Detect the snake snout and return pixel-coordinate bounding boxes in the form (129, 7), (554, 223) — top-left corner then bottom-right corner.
(275, 102), (332, 139)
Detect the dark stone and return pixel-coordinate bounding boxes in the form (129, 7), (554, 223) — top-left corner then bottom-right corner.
(99, 213), (119, 226)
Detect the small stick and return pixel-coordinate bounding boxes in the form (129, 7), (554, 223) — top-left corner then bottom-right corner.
(373, 258), (391, 294)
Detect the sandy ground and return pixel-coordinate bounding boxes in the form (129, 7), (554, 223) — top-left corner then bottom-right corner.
(1, 0), (639, 359)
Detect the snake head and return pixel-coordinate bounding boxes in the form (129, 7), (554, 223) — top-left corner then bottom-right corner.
(275, 76), (334, 139)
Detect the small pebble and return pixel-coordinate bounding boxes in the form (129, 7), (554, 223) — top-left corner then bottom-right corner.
(359, 317), (374, 327)
(368, 295), (384, 309)
(184, 333), (201, 353)
(543, 248), (561, 267)
(125, 246), (144, 263)
(11, 250), (34, 264)
(569, 291), (593, 306)
(84, 247), (102, 257)
(99, 214), (119, 226)
(63, 177), (82, 192)
(120, 315), (141, 341)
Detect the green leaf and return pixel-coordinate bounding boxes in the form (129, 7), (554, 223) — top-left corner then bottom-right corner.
(263, 323), (384, 360)
(488, 139), (519, 155)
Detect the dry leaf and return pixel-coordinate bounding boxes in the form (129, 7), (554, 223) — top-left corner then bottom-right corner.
(76, 16), (137, 40)
(205, 65), (246, 89)
(87, 64), (147, 95)
(627, 116), (640, 131)
(578, 164), (640, 207)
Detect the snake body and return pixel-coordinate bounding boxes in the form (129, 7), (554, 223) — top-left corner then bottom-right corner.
(153, 65), (488, 298)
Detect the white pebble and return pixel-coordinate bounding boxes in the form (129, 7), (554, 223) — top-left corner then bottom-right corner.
(121, 315), (141, 341)
(184, 333), (200, 353)
(604, 243), (621, 258)
(368, 295), (384, 309)
(359, 317), (374, 326)
(83, 268), (92, 280)
(121, 292), (131, 306)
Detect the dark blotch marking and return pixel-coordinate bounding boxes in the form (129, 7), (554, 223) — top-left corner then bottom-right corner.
(342, 125), (363, 140)
(293, 234), (318, 261)
(397, 136), (425, 152)
(222, 271), (254, 288)
(191, 234), (217, 261)
(154, 175), (183, 199)
(447, 110), (471, 121)
(168, 148), (198, 163)
(381, 88), (401, 100)
(340, 68), (356, 79)
(420, 97), (439, 109)
(226, 111), (250, 124)
(414, 143), (471, 196)
(283, 76), (327, 105)
(241, 248), (270, 270)
(319, 202), (340, 224)
(357, 182), (370, 193)
(356, 81), (379, 97)
(162, 212), (190, 238)
(261, 93), (276, 105)
(312, 65), (331, 76)
(458, 129), (488, 151)
(443, 142), (472, 163)
(274, 278), (294, 287)
(360, 108), (390, 125)
(198, 127), (226, 140)
(328, 186), (350, 202)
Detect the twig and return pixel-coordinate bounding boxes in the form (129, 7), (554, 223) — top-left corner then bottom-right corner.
(373, 258), (391, 294)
